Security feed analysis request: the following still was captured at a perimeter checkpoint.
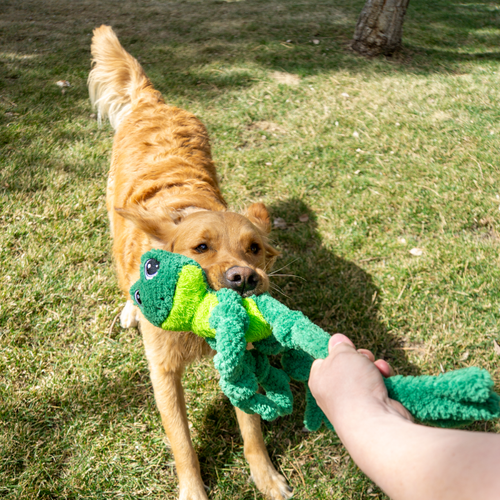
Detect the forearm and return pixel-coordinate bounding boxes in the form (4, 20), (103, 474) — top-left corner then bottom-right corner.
(333, 401), (500, 500)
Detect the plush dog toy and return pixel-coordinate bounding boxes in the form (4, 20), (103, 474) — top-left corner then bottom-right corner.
(131, 249), (500, 430)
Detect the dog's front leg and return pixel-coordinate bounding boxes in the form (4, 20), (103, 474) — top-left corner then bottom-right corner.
(148, 363), (208, 500)
(141, 322), (208, 500)
(235, 408), (294, 499)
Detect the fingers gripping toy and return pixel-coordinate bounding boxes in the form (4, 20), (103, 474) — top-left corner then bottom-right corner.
(131, 249), (500, 430)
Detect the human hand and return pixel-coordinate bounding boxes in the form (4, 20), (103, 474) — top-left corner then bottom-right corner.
(309, 336), (500, 500)
(309, 334), (412, 438)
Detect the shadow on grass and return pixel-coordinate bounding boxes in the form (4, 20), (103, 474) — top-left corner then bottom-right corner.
(96, 0), (500, 90)
(267, 198), (414, 363)
(2, 0), (500, 193)
(195, 198), (418, 488)
(2, 0), (500, 97)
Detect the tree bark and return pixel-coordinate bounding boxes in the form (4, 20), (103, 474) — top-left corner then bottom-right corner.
(351, 0), (410, 57)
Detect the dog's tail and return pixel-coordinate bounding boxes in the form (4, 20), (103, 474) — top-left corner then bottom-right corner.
(88, 25), (163, 130)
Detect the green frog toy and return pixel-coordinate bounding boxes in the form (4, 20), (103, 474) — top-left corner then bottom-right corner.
(131, 249), (500, 430)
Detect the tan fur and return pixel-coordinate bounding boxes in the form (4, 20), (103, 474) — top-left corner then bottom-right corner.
(89, 25), (291, 500)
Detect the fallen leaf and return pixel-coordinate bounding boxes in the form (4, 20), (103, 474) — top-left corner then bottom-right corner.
(299, 214), (309, 222)
(494, 340), (500, 356)
(409, 248), (423, 256)
(460, 351), (469, 361)
(273, 217), (287, 230)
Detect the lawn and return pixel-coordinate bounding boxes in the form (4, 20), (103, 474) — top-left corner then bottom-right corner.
(1, 0), (499, 498)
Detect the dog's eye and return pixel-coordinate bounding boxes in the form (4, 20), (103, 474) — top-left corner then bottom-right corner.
(250, 243), (260, 255)
(134, 290), (142, 306)
(195, 243), (208, 253)
(144, 258), (160, 279)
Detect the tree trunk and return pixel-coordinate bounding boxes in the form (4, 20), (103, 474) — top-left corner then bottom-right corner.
(351, 0), (410, 57)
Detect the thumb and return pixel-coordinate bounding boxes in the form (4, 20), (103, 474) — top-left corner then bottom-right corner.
(328, 334), (356, 356)
(310, 358), (323, 374)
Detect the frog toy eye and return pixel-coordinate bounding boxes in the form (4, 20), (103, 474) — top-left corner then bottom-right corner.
(134, 290), (142, 306)
(144, 258), (160, 280)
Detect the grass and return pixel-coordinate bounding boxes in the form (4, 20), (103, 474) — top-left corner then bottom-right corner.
(1, 0), (500, 498)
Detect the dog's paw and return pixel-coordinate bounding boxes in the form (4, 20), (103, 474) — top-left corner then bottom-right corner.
(250, 464), (294, 500)
(178, 483), (209, 500)
(120, 300), (140, 329)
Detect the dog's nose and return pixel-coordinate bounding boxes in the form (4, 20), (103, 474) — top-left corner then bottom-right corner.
(224, 266), (259, 295)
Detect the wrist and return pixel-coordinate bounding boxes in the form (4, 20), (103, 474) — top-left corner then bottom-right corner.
(329, 394), (412, 445)
(333, 399), (415, 488)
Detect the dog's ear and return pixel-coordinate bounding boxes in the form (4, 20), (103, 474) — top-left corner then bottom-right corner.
(244, 203), (280, 269)
(244, 202), (272, 234)
(115, 205), (180, 243)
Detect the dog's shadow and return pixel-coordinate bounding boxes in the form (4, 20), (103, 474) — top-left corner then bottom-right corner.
(195, 197), (417, 488)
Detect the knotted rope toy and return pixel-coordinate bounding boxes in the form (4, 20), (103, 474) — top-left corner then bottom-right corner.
(131, 249), (500, 430)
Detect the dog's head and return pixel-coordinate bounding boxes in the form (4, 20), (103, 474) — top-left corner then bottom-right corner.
(117, 203), (279, 297)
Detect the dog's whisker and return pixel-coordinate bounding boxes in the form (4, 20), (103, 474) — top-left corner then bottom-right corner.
(264, 259), (276, 273)
(269, 282), (291, 300)
(269, 283), (284, 296)
(269, 273), (306, 281)
(268, 257), (301, 275)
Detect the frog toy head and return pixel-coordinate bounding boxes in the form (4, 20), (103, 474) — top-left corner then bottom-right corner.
(130, 249), (203, 328)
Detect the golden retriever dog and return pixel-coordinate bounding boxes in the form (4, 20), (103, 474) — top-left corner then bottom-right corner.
(88, 26), (293, 500)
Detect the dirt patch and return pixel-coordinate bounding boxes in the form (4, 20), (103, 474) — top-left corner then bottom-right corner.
(272, 71), (301, 86)
(248, 120), (287, 134)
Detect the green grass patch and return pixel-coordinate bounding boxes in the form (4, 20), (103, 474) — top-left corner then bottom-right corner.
(1, 0), (499, 498)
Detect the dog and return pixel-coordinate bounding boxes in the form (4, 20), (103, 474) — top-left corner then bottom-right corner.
(88, 26), (293, 500)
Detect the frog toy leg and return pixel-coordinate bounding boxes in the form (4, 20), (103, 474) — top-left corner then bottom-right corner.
(209, 288), (292, 421)
(251, 349), (293, 417)
(253, 293), (330, 359)
(280, 348), (333, 431)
